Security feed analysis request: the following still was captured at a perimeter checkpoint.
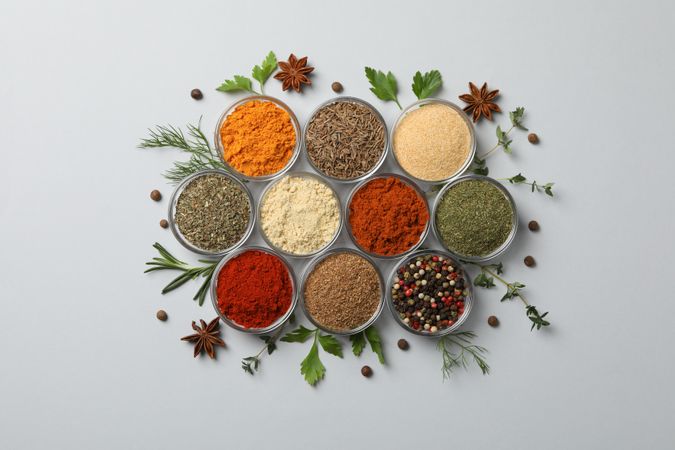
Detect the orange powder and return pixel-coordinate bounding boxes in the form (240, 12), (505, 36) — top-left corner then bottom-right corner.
(219, 100), (296, 177)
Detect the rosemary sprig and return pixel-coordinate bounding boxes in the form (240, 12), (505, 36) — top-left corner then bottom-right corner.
(281, 325), (343, 386)
(438, 331), (490, 380)
(467, 261), (551, 331)
(144, 243), (218, 306)
(138, 119), (226, 184)
(499, 173), (555, 196)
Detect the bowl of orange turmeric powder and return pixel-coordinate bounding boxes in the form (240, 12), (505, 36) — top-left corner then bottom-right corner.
(215, 95), (300, 181)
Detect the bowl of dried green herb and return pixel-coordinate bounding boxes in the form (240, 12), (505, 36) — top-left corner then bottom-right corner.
(168, 169), (255, 257)
(433, 175), (518, 262)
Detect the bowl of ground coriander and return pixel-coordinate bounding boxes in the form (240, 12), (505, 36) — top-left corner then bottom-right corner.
(388, 250), (473, 336)
(210, 246), (296, 334)
(304, 97), (388, 182)
(258, 172), (342, 257)
(346, 173), (430, 259)
(391, 99), (476, 183)
(433, 175), (518, 262)
(215, 95), (300, 182)
(300, 248), (384, 335)
(168, 169), (254, 257)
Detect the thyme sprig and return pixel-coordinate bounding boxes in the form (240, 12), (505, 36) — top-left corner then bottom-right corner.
(499, 173), (555, 196)
(144, 243), (218, 306)
(467, 261), (551, 331)
(241, 314), (296, 375)
(477, 107), (527, 160)
(138, 119), (226, 184)
(438, 331), (490, 380)
(281, 325), (343, 386)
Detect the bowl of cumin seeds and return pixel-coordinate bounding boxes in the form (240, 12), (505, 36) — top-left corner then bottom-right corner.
(303, 97), (388, 183)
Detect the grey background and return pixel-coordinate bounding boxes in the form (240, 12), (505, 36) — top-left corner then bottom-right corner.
(1, 0), (674, 449)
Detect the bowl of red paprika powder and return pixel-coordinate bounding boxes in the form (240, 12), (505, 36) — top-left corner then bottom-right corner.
(209, 246), (297, 334)
(345, 173), (430, 259)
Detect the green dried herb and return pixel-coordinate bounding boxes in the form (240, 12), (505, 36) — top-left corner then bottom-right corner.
(435, 180), (514, 257)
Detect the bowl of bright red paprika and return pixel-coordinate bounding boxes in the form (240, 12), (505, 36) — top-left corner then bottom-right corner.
(210, 246), (297, 334)
(387, 250), (473, 336)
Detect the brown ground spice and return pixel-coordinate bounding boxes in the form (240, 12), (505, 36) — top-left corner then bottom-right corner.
(303, 252), (381, 331)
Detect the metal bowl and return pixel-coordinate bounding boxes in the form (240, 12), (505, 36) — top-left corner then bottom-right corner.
(209, 246), (297, 335)
(168, 169), (255, 258)
(386, 249), (474, 337)
(299, 247), (385, 336)
(214, 95), (301, 182)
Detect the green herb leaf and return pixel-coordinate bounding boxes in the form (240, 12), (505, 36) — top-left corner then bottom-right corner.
(318, 334), (343, 358)
(216, 75), (256, 94)
(472, 166), (489, 176)
(507, 173), (527, 184)
(526, 305), (551, 331)
(501, 281), (526, 302)
(300, 338), (325, 386)
(365, 67), (402, 109)
(474, 272), (495, 288)
(364, 326), (385, 364)
(438, 331), (490, 380)
(281, 325), (316, 343)
(509, 107), (528, 131)
(350, 332), (366, 357)
(412, 70), (442, 100)
(251, 51), (277, 93)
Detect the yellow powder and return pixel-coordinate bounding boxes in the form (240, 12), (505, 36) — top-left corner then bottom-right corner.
(393, 103), (472, 182)
(260, 175), (340, 255)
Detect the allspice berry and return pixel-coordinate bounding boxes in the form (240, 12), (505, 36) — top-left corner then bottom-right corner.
(190, 88), (203, 100)
(528, 220), (540, 232)
(156, 310), (168, 321)
(150, 190), (162, 201)
(361, 365), (373, 378)
(487, 315), (499, 327)
(159, 219), (169, 229)
(528, 133), (539, 144)
(331, 81), (343, 93)
(524, 255), (536, 267)
(397, 339), (409, 350)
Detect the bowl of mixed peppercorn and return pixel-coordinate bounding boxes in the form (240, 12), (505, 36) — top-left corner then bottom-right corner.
(388, 250), (473, 336)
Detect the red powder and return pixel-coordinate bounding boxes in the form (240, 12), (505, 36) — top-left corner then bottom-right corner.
(216, 250), (293, 328)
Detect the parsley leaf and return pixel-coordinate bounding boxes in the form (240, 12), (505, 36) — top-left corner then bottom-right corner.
(216, 75), (257, 94)
(251, 51), (277, 94)
(280, 325), (315, 343)
(365, 67), (402, 109)
(300, 338), (325, 386)
(318, 334), (343, 358)
(412, 70), (442, 100)
(350, 332), (366, 357)
(364, 326), (385, 364)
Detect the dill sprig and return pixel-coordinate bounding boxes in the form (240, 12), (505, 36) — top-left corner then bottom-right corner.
(438, 331), (490, 380)
(144, 242), (218, 306)
(138, 119), (226, 184)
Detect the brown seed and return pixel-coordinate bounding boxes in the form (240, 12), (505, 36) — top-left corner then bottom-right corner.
(487, 315), (499, 327)
(361, 365), (373, 378)
(331, 81), (343, 93)
(528, 133), (539, 144)
(528, 220), (540, 232)
(397, 338), (409, 350)
(190, 88), (203, 100)
(524, 256), (536, 267)
(159, 219), (169, 229)
(156, 310), (168, 321)
(150, 190), (162, 201)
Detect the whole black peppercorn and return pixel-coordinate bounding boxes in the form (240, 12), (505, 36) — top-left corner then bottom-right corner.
(361, 365), (373, 378)
(524, 255), (536, 267)
(159, 219), (169, 229)
(397, 339), (409, 350)
(487, 315), (499, 327)
(528, 133), (539, 144)
(528, 220), (540, 232)
(156, 310), (168, 321)
(150, 190), (162, 201)
(331, 81), (343, 93)
(190, 88), (203, 100)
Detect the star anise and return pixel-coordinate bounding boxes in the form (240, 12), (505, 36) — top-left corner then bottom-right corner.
(459, 82), (502, 123)
(181, 318), (225, 359)
(274, 54), (314, 92)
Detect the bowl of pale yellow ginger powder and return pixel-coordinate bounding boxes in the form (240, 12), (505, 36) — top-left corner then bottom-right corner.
(391, 99), (476, 183)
